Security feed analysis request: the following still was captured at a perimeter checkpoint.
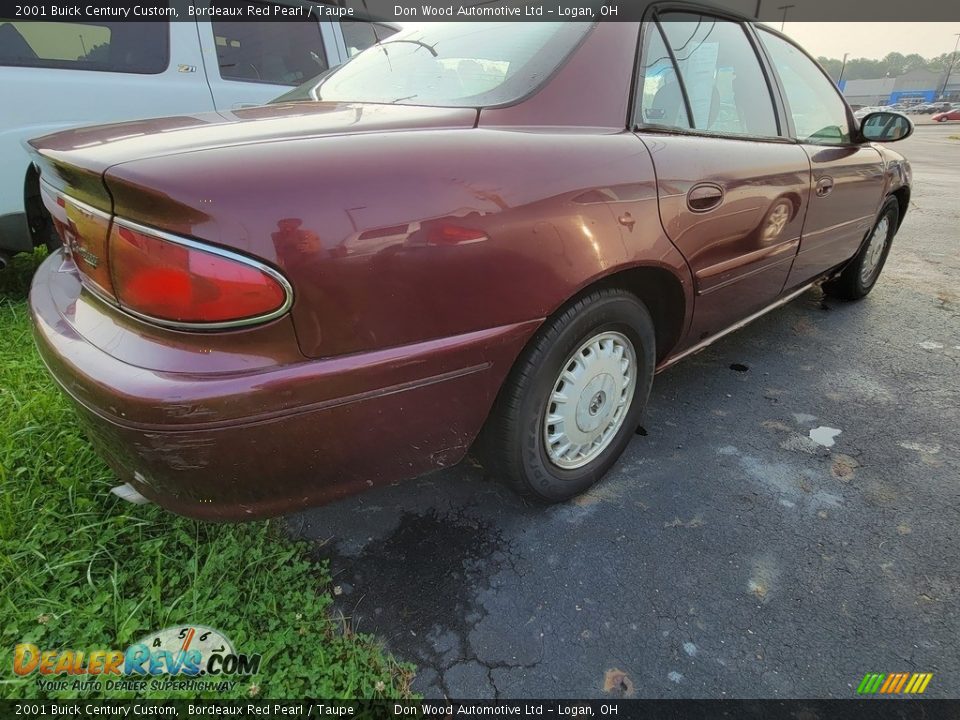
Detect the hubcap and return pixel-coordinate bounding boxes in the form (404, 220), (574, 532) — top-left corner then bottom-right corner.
(860, 216), (890, 285)
(543, 331), (637, 470)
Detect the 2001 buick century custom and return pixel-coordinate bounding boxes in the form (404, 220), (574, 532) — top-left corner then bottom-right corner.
(29, 10), (913, 520)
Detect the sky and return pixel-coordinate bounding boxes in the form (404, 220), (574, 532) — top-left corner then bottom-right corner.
(771, 23), (960, 61)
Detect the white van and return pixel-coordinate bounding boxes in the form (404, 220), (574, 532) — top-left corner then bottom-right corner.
(0, 1), (397, 264)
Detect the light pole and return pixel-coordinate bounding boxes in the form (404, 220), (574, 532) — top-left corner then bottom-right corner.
(777, 4), (795, 31)
(837, 52), (850, 86)
(940, 33), (960, 101)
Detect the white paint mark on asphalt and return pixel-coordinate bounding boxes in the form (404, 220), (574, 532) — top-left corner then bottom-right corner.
(668, 671), (684, 683)
(811, 490), (842, 508)
(748, 555), (780, 602)
(899, 441), (941, 454)
(809, 426), (842, 447)
(779, 499), (796, 508)
(717, 446), (738, 455)
(683, 642), (698, 657)
(918, 341), (944, 350)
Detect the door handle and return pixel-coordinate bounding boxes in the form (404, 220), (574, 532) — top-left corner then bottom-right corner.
(815, 176), (835, 197)
(687, 183), (724, 212)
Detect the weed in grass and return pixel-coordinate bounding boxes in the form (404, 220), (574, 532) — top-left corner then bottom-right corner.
(0, 250), (415, 699)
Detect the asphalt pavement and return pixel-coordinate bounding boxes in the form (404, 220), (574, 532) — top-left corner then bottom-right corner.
(289, 123), (960, 699)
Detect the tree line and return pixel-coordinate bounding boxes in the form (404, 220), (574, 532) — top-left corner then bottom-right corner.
(817, 51), (957, 82)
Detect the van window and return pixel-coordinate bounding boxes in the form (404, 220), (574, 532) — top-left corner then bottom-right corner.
(211, 1), (328, 86)
(340, 20), (399, 58)
(0, 20), (169, 74)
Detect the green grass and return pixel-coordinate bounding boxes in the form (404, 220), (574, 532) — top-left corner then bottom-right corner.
(0, 250), (414, 699)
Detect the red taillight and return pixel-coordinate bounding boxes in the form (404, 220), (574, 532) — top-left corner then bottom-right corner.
(109, 222), (290, 327)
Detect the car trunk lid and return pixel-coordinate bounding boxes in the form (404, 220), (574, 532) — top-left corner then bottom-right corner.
(29, 101), (477, 330)
(28, 102), (478, 175)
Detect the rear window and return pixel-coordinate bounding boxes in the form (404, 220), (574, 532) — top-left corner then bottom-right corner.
(276, 22), (592, 108)
(0, 20), (169, 74)
(212, 0), (328, 86)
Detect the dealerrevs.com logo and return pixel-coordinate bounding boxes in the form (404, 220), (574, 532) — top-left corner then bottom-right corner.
(856, 672), (934, 695)
(14, 625), (261, 693)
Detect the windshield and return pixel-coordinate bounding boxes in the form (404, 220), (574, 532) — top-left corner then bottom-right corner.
(274, 22), (592, 108)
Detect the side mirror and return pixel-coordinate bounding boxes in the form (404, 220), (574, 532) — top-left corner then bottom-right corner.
(860, 111), (913, 143)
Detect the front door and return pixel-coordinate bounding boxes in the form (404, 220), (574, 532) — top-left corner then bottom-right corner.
(635, 13), (812, 344)
(756, 28), (886, 286)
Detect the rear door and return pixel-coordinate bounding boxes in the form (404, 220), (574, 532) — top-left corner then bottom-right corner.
(194, 0), (340, 109)
(756, 28), (885, 286)
(635, 12), (811, 343)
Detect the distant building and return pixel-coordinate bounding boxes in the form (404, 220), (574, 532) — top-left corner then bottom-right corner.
(839, 78), (895, 106)
(840, 68), (960, 106)
(890, 68), (944, 104)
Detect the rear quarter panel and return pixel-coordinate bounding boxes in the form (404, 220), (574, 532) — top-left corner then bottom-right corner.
(102, 127), (692, 359)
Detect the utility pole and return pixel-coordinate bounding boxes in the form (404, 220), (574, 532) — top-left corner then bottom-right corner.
(837, 52), (850, 86)
(777, 4), (795, 31)
(940, 33), (960, 100)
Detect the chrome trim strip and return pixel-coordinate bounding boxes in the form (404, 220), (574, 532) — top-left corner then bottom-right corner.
(39, 179), (112, 221)
(111, 217), (294, 332)
(656, 282), (817, 373)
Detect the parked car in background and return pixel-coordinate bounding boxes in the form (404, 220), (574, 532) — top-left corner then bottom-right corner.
(932, 108), (960, 122)
(853, 105), (890, 121)
(0, 4), (397, 267)
(910, 102), (951, 115)
(28, 16), (913, 520)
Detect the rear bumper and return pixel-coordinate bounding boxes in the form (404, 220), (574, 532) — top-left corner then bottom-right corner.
(30, 252), (538, 520)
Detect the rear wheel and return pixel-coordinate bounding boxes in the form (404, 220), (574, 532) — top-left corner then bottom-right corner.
(480, 288), (655, 502)
(824, 197), (899, 301)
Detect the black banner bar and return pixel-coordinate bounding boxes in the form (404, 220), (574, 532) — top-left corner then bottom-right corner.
(3, 700), (960, 720)
(0, 0), (958, 22)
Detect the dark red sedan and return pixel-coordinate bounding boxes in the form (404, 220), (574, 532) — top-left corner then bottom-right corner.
(932, 109), (960, 122)
(29, 12), (913, 520)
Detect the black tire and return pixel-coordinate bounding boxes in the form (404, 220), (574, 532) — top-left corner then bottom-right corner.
(479, 288), (655, 502)
(824, 197), (899, 301)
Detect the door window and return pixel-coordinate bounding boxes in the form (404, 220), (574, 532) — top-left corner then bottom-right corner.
(212, 1), (327, 85)
(637, 15), (779, 138)
(758, 29), (851, 145)
(637, 23), (692, 130)
(0, 20), (168, 73)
